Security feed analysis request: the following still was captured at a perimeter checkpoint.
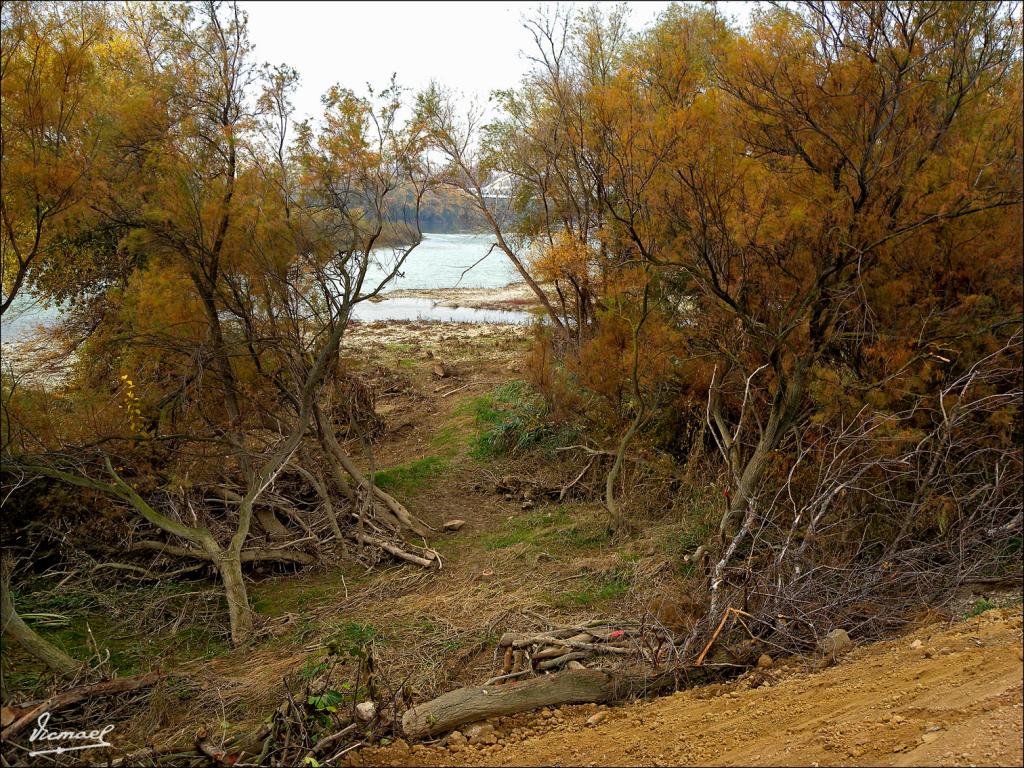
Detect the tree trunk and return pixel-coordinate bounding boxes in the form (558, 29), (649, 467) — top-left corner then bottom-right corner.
(606, 408), (643, 532)
(0, 560), (83, 679)
(216, 554), (253, 645)
(401, 668), (680, 740)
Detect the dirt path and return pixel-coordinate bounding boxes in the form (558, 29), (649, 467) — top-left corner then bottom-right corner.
(362, 607), (1023, 767)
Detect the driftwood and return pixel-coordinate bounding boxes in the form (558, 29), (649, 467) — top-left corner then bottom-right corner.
(401, 668), (681, 740)
(1, 671), (164, 741)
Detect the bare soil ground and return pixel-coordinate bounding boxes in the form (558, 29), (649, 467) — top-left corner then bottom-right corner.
(360, 606), (1024, 768)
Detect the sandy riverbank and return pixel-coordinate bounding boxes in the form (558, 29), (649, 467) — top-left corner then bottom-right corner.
(378, 281), (545, 312)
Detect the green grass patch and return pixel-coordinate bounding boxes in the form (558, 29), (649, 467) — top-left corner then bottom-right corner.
(330, 620), (382, 652)
(371, 454), (449, 495)
(13, 607), (228, 678)
(481, 508), (569, 551)
(480, 507), (612, 555)
(11, 580), (229, 677)
(556, 570), (630, 608)
(554, 520), (612, 550)
(464, 380), (575, 459)
(429, 424), (464, 450)
(250, 570), (357, 617)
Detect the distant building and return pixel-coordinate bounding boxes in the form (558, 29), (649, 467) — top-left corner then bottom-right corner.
(480, 172), (514, 201)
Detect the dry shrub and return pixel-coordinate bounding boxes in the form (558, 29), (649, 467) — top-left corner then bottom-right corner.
(687, 340), (1023, 657)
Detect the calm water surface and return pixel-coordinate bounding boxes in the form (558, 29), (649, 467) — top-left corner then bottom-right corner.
(1, 233), (528, 342)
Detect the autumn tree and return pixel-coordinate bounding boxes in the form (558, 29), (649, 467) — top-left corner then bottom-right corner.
(4, 2), (435, 647)
(0, 1), (117, 315)
(488, 1), (1022, 635)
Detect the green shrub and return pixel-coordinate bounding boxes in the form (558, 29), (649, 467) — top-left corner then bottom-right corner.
(469, 380), (574, 458)
(965, 597), (996, 619)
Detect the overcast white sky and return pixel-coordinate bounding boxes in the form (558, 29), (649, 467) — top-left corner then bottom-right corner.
(243, 1), (755, 123)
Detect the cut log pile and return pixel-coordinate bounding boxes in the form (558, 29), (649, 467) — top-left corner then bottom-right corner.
(493, 619), (679, 680)
(495, 622), (639, 677)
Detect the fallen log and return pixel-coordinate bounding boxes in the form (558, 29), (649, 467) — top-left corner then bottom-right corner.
(350, 532), (438, 568)
(400, 668), (683, 740)
(1, 671), (164, 741)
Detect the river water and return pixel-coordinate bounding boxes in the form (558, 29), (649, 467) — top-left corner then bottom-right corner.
(0, 233), (531, 342)
(362, 232), (518, 291)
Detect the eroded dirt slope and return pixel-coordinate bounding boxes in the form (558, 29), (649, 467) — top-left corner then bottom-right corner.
(362, 606), (1023, 767)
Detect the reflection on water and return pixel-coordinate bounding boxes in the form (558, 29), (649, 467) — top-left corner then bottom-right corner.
(351, 298), (533, 325)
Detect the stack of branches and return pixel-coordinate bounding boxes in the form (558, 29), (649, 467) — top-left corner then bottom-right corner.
(6, 400), (441, 577)
(686, 341), (1024, 661)
(491, 619), (679, 681)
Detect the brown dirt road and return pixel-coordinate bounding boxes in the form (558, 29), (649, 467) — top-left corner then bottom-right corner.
(361, 606), (1023, 767)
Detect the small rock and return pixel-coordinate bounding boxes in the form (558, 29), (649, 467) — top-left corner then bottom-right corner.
(355, 701), (376, 722)
(818, 628), (853, 658)
(391, 738), (409, 753)
(567, 660), (586, 670)
(466, 723), (496, 745)
(446, 731), (467, 746)
(432, 363), (450, 378)
(757, 653), (774, 669)
(521, 499), (535, 510)
(443, 519), (466, 531)
(586, 711), (609, 727)
(541, 708), (553, 718)
(893, 715), (906, 724)
(910, 639), (923, 650)
(468, 729), (495, 745)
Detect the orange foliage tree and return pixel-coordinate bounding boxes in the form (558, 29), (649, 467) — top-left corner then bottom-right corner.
(488, 1), (1023, 633)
